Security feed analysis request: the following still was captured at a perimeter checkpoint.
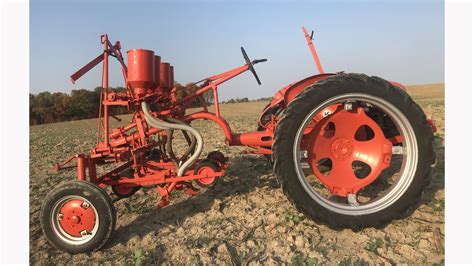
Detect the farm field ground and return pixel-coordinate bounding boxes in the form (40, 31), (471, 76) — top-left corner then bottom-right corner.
(29, 83), (445, 264)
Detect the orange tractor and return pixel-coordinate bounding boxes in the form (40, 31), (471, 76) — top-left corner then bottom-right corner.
(40, 27), (436, 253)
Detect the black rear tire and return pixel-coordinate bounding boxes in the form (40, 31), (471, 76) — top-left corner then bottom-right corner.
(272, 73), (435, 229)
(257, 102), (277, 164)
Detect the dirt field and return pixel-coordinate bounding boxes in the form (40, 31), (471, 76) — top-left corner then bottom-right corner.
(29, 83), (445, 264)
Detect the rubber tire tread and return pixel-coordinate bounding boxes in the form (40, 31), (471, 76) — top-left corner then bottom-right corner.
(40, 180), (116, 253)
(272, 73), (435, 230)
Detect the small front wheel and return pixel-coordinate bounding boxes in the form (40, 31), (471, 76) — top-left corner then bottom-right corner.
(40, 181), (116, 253)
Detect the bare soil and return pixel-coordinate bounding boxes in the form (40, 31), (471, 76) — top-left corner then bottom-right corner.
(29, 83), (445, 265)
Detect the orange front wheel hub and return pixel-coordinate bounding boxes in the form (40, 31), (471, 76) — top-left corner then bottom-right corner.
(58, 199), (96, 237)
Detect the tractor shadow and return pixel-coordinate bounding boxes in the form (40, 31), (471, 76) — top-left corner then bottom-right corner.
(106, 155), (277, 248)
(106, 136), (445, 247)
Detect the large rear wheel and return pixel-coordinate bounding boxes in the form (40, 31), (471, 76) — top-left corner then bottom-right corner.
(273, 73), (434, 229)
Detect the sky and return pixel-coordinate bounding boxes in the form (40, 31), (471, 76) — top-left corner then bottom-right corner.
(30, 0), (444, 101)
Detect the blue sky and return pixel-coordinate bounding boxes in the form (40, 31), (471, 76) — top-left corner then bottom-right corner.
(30, 0), (444, 100)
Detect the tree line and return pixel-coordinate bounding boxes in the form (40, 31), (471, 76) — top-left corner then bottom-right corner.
(30, 87), (125, 125)
(29, 83), (211, 125)
(30, 83), (270, 125)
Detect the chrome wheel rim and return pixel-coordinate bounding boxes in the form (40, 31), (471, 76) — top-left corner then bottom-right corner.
(50, 195), (99, 245)
(293, 93), (418, 215)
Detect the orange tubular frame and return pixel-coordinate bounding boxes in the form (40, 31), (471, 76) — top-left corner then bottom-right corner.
(56, 28), (331, 195)
(302, 26), (325, 74)
(54, 26), (434, 209)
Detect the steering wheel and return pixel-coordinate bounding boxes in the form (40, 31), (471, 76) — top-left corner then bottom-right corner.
(241, 47), (267, 85)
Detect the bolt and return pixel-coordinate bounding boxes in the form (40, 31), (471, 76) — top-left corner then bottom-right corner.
(300, 150), (308, 159)
(347, 193), (359, 207)
(323, 110), (332, 117)
(392, 146), (406, 155)
(344, 102), (353, 111)
(81, 202), (90, 209)
(80, 230), (89, 236)
(58, 213), (64, 221)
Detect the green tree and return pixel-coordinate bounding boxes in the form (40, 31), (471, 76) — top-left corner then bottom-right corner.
(64, 89), (99, 120)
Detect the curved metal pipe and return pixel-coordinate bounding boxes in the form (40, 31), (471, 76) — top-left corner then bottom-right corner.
(165, 129), (180, 167)
(183, 112), (234, 145)
(165, 117), (197, 165)
(141, 102), (203, 176)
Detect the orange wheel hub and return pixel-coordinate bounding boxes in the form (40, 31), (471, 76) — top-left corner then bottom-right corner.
(58, 199), (96, 237)
(197, 166), (217, 186)
(304, 107), (393, 196)
(330, 137), (354, 160)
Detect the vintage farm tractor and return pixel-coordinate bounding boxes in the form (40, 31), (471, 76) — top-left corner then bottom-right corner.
(40, 27), (436, 253)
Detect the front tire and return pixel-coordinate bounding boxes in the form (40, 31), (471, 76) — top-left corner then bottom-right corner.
(40, 181), (116, 253)
(272, 73), (434, 229)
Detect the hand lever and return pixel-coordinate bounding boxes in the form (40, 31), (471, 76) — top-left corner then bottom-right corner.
(252, 59), (268, 65)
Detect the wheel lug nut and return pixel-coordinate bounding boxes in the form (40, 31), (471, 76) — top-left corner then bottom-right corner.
(58, 213), (64, 221)
(81, 202), (90, 209)
(392, 146), (406, 155)
(348, 193), (359, 207)
(300, 150), (308, 159)
(344, 102), (353, 110)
